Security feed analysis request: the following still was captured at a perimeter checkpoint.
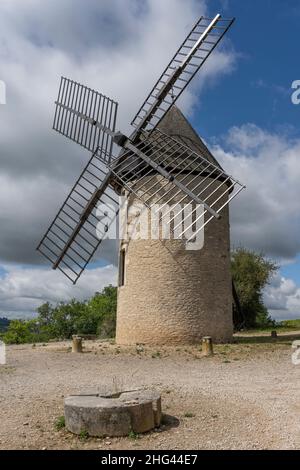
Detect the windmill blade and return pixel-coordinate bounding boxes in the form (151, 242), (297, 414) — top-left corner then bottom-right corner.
(109, 128), (245, 236)
(131, 14), (234, 133)
(37, 148), (120, 284)
(53, 77), (118, 163)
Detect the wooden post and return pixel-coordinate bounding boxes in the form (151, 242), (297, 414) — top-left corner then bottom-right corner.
(271, 331), (277, 339)
(202, 336), (213, 356)
(72, 335), (83, 353)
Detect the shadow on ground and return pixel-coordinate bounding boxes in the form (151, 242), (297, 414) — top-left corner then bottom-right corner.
(161, 414), (180, 431)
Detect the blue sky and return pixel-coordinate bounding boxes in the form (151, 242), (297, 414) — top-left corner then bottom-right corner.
(192, 0), (300, 291)
(197, 0), (300, 137)
(0, 0), (299, 320)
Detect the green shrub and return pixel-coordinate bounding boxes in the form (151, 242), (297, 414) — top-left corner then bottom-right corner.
(3, 286), (117, 344)
(231, 248), (278, 329)
(3, 319), (52, 344)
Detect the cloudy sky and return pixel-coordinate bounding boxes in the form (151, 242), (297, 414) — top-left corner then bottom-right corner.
(0, 0), (299, 320)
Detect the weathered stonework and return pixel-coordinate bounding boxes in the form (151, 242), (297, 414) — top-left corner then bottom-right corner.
(64, 390), (161, 437)
(116, 106), (233, 345)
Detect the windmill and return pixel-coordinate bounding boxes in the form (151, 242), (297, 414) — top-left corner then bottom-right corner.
(37, 13), (245, 345)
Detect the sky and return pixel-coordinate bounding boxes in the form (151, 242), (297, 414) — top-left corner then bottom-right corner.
(0, 0), (299, 320)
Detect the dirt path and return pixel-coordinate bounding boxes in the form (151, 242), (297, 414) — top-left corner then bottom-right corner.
(0, 338), (299, 450)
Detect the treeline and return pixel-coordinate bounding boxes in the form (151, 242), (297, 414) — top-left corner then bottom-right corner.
(1, 249), (279, 344)
(1, 286), (117, 344)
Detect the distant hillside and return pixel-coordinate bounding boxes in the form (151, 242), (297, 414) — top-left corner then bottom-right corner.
(0, 317), (10, 332)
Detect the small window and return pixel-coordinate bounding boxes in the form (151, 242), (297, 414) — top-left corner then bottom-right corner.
(119, 249), (126, 287)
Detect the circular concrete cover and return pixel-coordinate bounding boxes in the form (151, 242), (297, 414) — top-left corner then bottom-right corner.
(64, 389), (162, 437)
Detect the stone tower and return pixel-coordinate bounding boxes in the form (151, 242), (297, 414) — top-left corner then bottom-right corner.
(116, 106), (233, 345)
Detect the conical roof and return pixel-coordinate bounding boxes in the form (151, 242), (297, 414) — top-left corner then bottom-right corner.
(157, 105), (222, 170)
(112, 105), (224, 189)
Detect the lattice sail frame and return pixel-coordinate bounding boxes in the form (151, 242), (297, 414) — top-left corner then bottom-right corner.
(109, 129), (244, 241)
(37, 12), (244, 284)
(131, 14), (234, 133)
(53, 77), (118, 163)
(37, 149), (120, 284)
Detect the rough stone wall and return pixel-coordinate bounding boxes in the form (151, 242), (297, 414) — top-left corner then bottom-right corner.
(116, 177), (233, 345)
(116, 105), (233, 345)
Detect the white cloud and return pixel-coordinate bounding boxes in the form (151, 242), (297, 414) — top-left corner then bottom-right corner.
(264, 273), (300, 320)
(0, 264), (117, 319)
(212, 124), (300, 261)
(0, 0), (239, 317)
(0, 0), (236, 266)
(7, 0), (298, 322)
(0, 173), (118, 265)
(208, 123), (300, 320)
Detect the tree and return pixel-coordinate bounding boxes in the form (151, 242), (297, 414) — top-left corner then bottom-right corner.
(36, 302), (53, 326)
(87, 286), (117, 337)
(49, 300), (89, 339)
(3, 319), (51, 344)
(231, 248), (278, 329)
(34, 286), (118, 340)
(3, 286), (118, 344)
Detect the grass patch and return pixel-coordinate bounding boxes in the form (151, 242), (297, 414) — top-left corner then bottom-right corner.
(151, 351), (161, 359)
(0, 366), (16, 374)
(128, 430), (139, 440)
(237, 320), (300, 336)
(184, 412), (195, 418)
(54, 416), (65, 431)
(79, 429), (89, 440)
(235, 334), (299, 345)
(277, 319), (300, 332)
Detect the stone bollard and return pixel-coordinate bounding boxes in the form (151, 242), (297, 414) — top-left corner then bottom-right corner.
(72, 335), (83, 353)
(271, 330), (277, 339)
(202, 336), (213, 356)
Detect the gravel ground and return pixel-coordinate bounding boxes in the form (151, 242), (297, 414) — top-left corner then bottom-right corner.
(0, 336), (300, 450)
